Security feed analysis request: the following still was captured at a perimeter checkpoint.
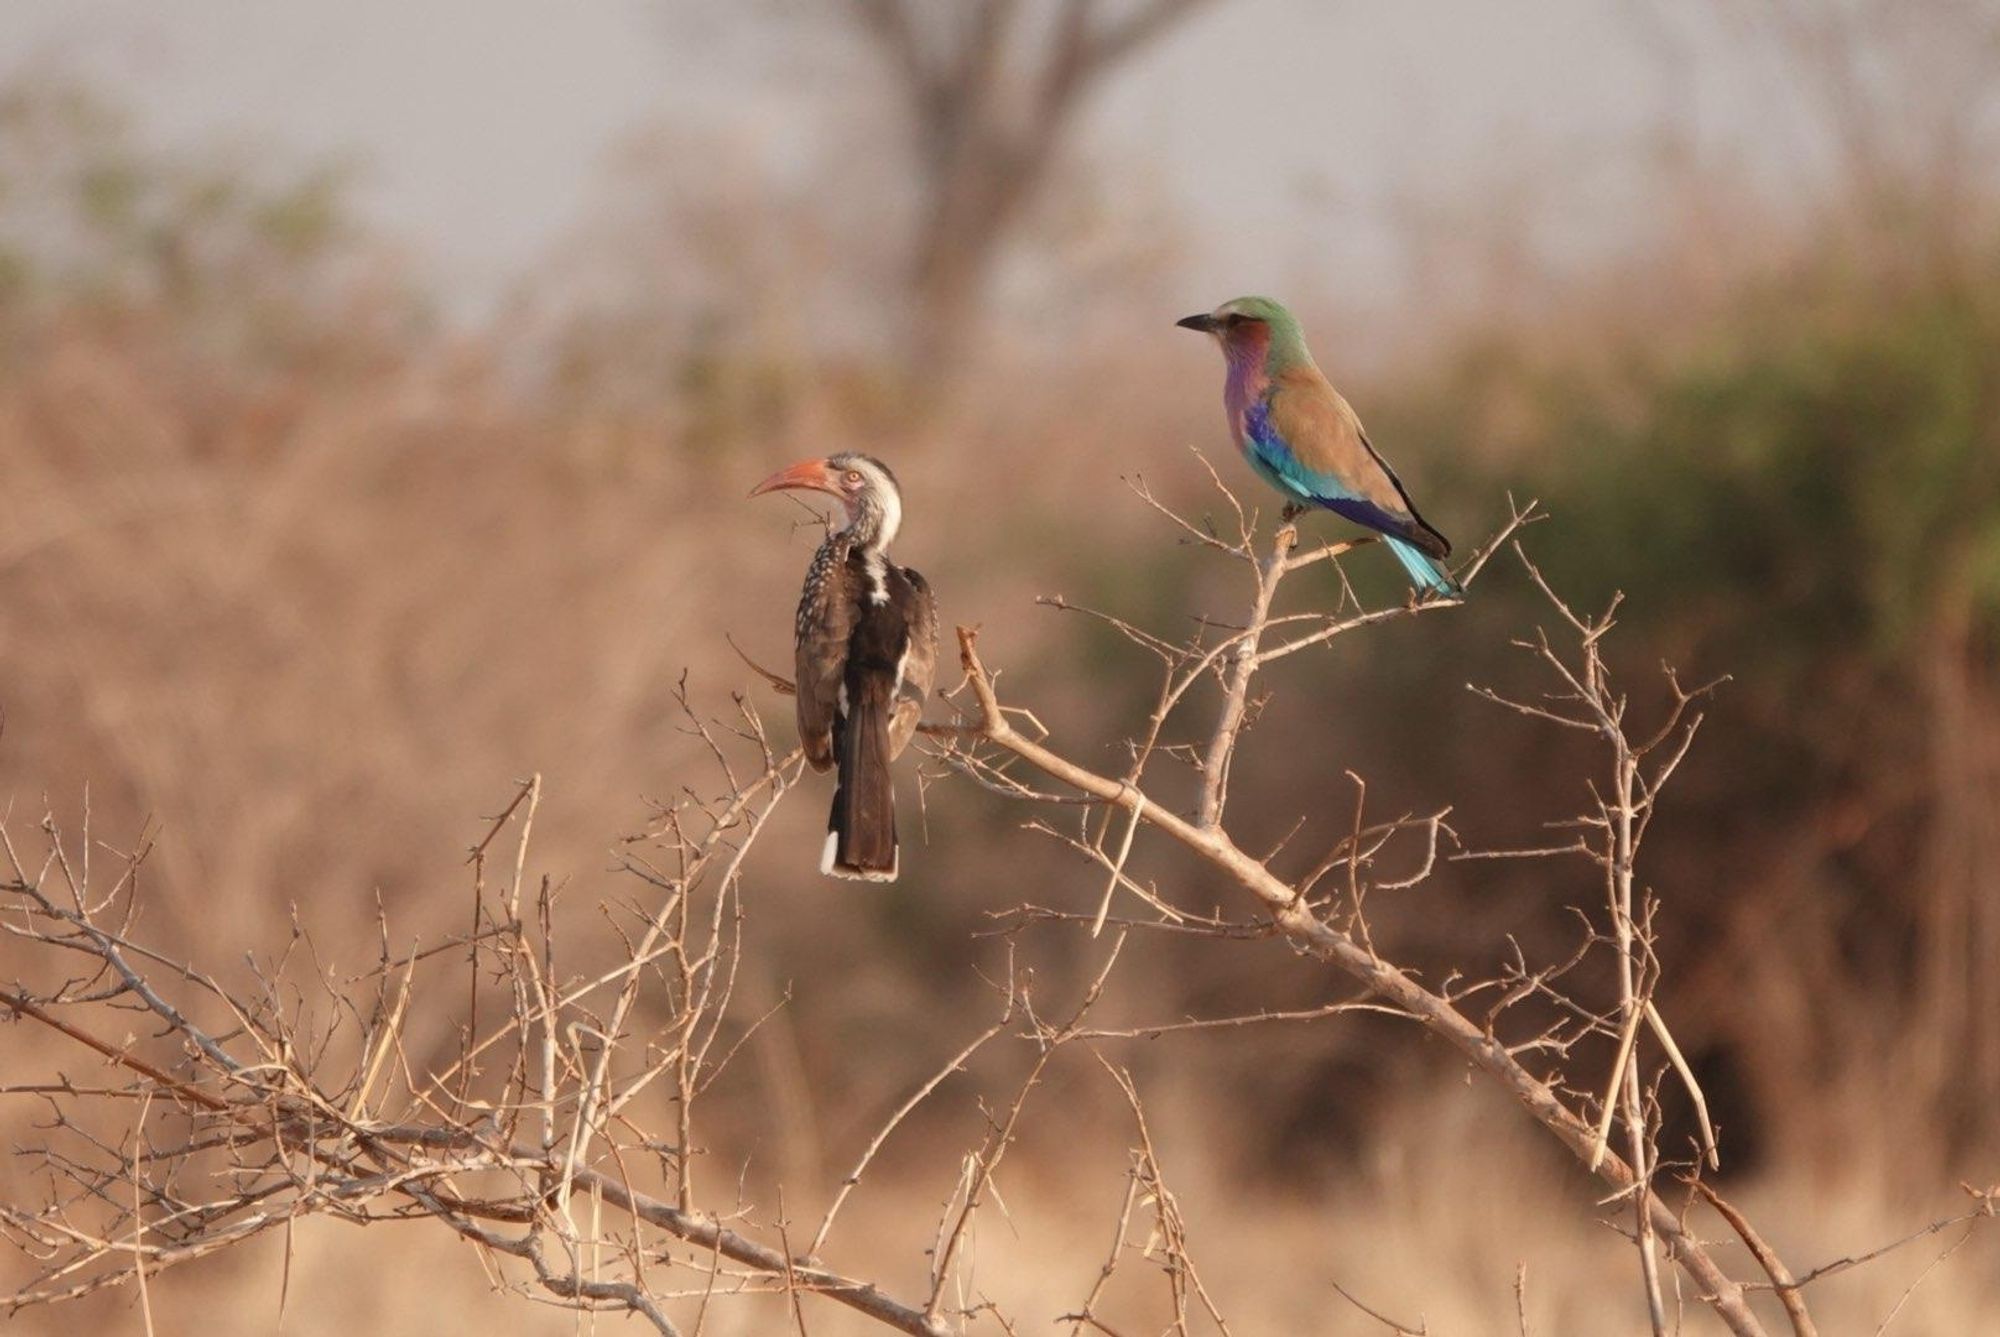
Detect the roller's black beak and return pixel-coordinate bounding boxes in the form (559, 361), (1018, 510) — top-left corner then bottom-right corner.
(1176, 313), (1219, 334)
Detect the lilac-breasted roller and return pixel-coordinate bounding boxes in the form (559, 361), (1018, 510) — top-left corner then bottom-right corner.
(1178, 296), (1462, 599)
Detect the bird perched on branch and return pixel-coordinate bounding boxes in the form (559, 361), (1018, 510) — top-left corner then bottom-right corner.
(1178, 296), (1462, 599)
(751, 453), (937, 882)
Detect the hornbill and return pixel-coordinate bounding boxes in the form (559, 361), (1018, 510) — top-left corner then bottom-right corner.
(751, 453), (937, 881)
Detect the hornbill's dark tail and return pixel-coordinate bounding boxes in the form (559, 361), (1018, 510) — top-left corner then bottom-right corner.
(823, 667), (899, 881)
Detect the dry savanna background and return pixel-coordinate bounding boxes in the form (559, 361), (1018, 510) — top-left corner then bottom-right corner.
(2, 3), (1999, 1334)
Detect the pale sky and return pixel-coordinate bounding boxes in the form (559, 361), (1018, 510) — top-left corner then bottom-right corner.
(0, 2), (1815, 321)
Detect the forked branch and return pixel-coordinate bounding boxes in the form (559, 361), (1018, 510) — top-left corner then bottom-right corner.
(936, 475), (1775, 1335)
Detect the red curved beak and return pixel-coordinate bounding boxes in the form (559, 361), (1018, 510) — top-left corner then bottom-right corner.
(749, 458), (837, 499)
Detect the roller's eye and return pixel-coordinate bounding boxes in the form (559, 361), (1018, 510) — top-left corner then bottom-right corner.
(1222, 313), (1244, 328)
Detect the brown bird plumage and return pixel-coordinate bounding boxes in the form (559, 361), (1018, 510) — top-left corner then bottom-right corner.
(753, 453), (937, 881)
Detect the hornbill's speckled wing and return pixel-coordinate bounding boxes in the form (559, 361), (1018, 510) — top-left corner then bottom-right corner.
(791, 540), (935, 770)
(793, 532), (858, 773)
(888, 565), (937, 759)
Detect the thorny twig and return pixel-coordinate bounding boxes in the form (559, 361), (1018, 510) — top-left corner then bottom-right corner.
(0, 693), (959, 1336)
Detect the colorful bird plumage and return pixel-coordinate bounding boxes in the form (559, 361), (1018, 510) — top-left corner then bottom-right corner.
(1178, 296), (1462, 598)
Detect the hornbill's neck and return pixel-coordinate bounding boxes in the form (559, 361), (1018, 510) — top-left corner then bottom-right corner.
(837, 466), (902, 556)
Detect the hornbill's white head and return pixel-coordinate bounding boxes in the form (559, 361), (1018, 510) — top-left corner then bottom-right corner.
(749, 452), (903, 552)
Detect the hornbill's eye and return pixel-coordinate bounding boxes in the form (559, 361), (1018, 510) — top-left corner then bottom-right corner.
(844, 469), (864, 485)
